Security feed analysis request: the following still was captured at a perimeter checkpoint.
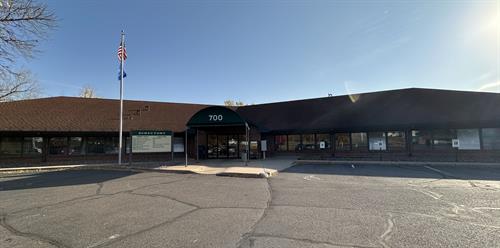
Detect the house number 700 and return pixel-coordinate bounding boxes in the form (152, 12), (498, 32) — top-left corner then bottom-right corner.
(209, 115), (223, 121)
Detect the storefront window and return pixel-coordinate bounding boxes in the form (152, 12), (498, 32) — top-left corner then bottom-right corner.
(412, 130), (432, 150)
(126, 137), (132, 154)
(302, 134), (315, 150)
(387, 131), (406, 151)
(369, 132), (386, 151)
(23, 137), (43, 156)
(288, 135), (301, 151)
(335, 133), (350, 151)
(457, 129), (480, 150)
(207, 135), (217, 158)
(49, 137), (68, 155)
(274, 135), (287, 151)
(238, 135), (247, 156)
(69, 137), (84, 155)
(316, 133), (331, 149)
(87, 137), (119, 154)
(482, 128), (500, 150)
(432, 129), (455, 150)
(0, 137), (23, 156)
(351, 132), (368, 151)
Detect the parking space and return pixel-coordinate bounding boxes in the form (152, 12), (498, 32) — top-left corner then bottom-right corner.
(1, 164), (500, 247)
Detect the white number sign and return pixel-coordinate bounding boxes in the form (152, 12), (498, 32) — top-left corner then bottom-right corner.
(209, 114), (223, 121)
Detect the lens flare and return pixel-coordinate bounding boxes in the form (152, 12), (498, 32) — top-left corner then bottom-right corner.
(477, 81), (500, 92)
(344, 81), (361, 103)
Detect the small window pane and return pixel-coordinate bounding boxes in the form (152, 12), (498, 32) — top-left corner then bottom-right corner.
(457, 129), (480, 150)
(87, 137), (105, 154)
(432, 129), (455, 150)
(126, 136), (132, 154)
(335, 133), (350, 151)
(482, 128), (500, 150)
(239, 135), (247, 155)
(302, 134), (315, 150)
(351, 132), (368, 151)
(274, 135), (287, 152)
(369, 132), (386, 151)
(387, 131), (406, 151)
(412, 130), (432, 150)
(49, 137), (67, 155)
(104, 137), (120, 154)
(87, 137), (119, 154)
(288, 135), (301, 151)
(69, 137), (84, 155)
(23, 137), (43, 156)
(0, 137), (23, 156)
(316, 134), (331, 149)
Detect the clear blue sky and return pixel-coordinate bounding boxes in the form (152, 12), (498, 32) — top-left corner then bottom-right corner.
(28, 0), (500, 104)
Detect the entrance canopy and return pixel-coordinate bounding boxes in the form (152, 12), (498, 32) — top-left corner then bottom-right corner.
(186, 106), (247, 128)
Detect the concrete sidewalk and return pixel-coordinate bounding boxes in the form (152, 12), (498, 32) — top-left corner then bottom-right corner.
(159, 157), (297, 178)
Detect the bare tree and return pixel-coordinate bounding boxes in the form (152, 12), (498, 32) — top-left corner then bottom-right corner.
(0, 0), (56, 101)
(224, 99), (245, 106)
(79, 85), (98, 98)
(0, 70), (39, 101)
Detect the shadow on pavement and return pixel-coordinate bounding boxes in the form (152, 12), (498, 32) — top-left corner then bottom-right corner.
(0, 170), (138, 191)
(283, 163), (500, 181)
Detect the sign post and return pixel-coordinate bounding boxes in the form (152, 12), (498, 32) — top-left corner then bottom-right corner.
(452, 138), (460, 162)
(261, 140), (267, 160)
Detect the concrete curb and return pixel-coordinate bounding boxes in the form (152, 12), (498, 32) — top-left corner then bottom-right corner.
(295, 159), (500, 168)
(0, 164), (278, 178)
(216, 168), (279, 178)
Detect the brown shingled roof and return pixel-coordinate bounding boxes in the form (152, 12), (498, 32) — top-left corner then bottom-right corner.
(236, 88), (500, 132)
(0, 97), (211, 133)
(1, 88), (500, 134)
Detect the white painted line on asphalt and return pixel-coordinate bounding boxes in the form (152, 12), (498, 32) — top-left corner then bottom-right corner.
(410, 188), (442, 200)
(471, 207), (500, 213)
(109, 234), (120, 239)
(379, 213), (394, 248)
(303, 175), (321, 181)
(86, 234), (120, 248)
(423, 165), (451, 177)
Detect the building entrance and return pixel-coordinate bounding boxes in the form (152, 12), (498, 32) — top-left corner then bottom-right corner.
(186, 106), (253, 162)
(207, 134), (246, 159)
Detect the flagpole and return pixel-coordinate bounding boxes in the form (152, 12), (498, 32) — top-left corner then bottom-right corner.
(118, 30), (125, 165)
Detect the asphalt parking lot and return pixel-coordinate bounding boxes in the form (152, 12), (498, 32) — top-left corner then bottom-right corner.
(1, 164), (500, 248)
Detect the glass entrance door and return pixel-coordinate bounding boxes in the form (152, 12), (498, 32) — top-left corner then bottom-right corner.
(207, 135), (218, 158)
(217, 135), (228, 158)
(207, 134), (245, 159)
(228, 135), (239, 158)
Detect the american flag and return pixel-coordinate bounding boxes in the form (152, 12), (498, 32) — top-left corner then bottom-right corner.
(117, 42), (127, 61)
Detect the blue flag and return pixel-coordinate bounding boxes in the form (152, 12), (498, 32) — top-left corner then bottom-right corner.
(118, 66), (127, 80)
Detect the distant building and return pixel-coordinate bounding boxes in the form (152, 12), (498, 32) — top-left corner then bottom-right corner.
(1, 88), (499, 166)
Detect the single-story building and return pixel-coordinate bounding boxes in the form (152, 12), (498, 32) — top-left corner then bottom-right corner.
(1, 88), (499, 166)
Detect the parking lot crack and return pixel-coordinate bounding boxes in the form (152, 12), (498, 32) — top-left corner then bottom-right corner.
(236, 178), (273, 248)
(93, 208), (199, 248)
(247, 233), (376, 248)
(0, 214), (69, 248)
(8, 194), (106, 216)
(95, 182), (103, 195)
(126, 191), (201, 209)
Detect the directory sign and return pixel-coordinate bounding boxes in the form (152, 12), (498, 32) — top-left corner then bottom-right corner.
(131, 130), (172, 153)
